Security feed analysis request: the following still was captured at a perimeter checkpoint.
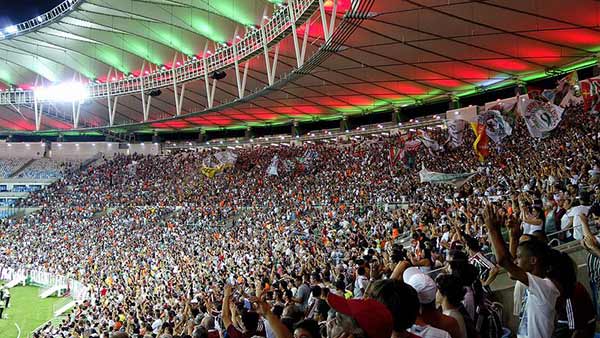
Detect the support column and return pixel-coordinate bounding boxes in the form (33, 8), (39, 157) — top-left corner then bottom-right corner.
(198, 130), (206, 143)
(340, 115), (350, 131)
(152, 131), (160, 144)
(449, 94), (460, 110)
(245, 126), (254, 140)
(515, 78), (527, 96)
(291, 120), (300, 137)
(392, 106), (401, 124)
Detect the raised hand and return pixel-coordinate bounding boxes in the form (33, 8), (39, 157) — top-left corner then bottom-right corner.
(483, 203), (504, 233)
(253, 291), (271, 316)
(224, 284), (233, 299)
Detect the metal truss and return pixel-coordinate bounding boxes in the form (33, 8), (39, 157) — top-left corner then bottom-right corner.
(0, 0), (83, 40)
(60, 0), (374, 133)
(0, 0), (321, 130)
(0, 0), (317, 106)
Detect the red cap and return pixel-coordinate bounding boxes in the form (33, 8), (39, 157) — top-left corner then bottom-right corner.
(327, 293), (393, 338)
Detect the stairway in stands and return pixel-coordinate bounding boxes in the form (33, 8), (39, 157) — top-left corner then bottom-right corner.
(8, 159), (36, 178)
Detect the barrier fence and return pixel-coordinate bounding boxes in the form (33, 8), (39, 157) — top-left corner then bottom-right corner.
(0, 267), (89, 303)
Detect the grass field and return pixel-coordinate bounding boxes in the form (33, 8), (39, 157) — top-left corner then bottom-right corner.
(0, 285), (66, 338)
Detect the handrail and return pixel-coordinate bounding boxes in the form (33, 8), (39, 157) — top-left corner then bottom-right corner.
(0, 0), (83, 41)
(0, 0), (319, 105)
(0, 267), (89, 302)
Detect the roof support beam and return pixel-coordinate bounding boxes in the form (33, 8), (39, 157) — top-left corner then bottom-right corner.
(261, 26), (280, 86)
(172, 53), (185, 116)
(233, 28), (250, 99)
(141, 93), (152, 121)
(318, 0), (338, 42)
(72, 101), (82, 129)
(33, 75), (42, 131)
(34, 99), (42, 131)
(107, 95), (119, 126)
(106, 68), (119, 126)
(289, 0), (311, 67)
(202, 49), (218, 109)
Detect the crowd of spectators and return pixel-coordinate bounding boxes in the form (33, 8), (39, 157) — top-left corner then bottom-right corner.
(17, 158), (83, 180)
(0, 158), (28, 178)
(0, 103), (599, 338)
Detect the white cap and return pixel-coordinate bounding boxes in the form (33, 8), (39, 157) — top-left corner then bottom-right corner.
(403, 267), (437, 304)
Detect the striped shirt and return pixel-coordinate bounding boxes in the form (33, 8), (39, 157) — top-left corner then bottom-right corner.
(587, 235), (600, 283)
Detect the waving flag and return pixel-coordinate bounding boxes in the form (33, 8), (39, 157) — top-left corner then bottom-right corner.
(580, 77), (600, 114)
(471, 120), (489, 162)
(214, 151), (238, 166)
(478, 109), (512, 144)
(419, 165), (478, 187)
(519, 98), (564, 138)
(446, 119), (467, 148)
(389, 144), (402, 168)
(553, 71), (581, 107)
(416, 130), (441, 153)
(267, 155), (279, 176)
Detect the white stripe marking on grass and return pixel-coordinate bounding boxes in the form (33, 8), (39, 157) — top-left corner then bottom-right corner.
(14, 322), (21, 338)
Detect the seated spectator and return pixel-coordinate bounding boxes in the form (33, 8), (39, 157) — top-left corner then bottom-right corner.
(435, 274), (470, 338)
(401, 267), (456, 338)
(326, 293), (394, 338)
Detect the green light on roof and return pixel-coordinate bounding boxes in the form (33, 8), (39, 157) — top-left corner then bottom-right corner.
(204, 1), (256, 27)
(125, 39), (164, 65)
(93, 46), (129, 74)
(191, 20), (224, 43)
(0, 68), (15, 86)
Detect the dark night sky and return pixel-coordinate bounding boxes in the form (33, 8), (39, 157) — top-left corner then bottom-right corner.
(0, 0), (64, 28)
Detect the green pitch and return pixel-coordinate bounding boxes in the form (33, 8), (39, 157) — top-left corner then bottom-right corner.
(0, 286), (66, 338)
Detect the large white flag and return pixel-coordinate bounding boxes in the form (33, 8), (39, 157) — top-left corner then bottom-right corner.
(519, 98), (564, 139)
(214, 151), (238, 166)
(479, 109), (512, 144)
(267, 155), (279, 176)
(419, 165), (478, 187)
(417, 130), (441, 153)
(446, 119), (467, 148)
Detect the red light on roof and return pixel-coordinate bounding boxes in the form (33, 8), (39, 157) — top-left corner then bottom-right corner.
(425, 79), (464, 88)
(473, 59), (531, 72)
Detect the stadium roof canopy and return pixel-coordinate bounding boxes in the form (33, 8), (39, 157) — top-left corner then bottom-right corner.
(0, 0), (599, 134)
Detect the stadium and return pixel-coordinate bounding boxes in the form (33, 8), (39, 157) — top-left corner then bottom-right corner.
(0, 0), (599, 337)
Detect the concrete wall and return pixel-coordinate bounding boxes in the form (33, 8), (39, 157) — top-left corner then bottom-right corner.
(50, 142), (160, 159)
(0, 142), (160, 160)
(0, 142), (45, 159)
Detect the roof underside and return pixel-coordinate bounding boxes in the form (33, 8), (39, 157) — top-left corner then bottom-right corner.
(1, 0), (599, 132)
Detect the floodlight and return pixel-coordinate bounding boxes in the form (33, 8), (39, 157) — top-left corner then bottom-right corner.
(34, 82), (90, 102)
(5, 26), (18, 34)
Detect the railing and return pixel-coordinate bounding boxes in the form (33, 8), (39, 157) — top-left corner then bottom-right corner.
(0, 0), (318, 105)
(0, 0), (83, 40)
(0, 267), (89, 303)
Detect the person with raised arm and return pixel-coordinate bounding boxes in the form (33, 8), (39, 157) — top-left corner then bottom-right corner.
(483, 204), (559, 338)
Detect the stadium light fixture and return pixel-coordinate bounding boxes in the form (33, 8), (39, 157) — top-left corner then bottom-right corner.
(5, 26), (18, 34)
(34, 82), (90, 102)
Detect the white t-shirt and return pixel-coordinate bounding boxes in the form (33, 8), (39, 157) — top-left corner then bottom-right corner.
(409, 324), (452, 338)
(443, 309), (467, 338)
(151, 318), (163, 334)
(567, 205), (591, 240)
(516, 273), (559, 338)
(353, 275), (368, 298)
(522, 221), (542, 235)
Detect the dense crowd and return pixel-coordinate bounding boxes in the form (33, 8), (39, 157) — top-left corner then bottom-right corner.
(0, 103), (599, 338)
(17, 158), (83, 179)
(0, 158), (27, 178)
